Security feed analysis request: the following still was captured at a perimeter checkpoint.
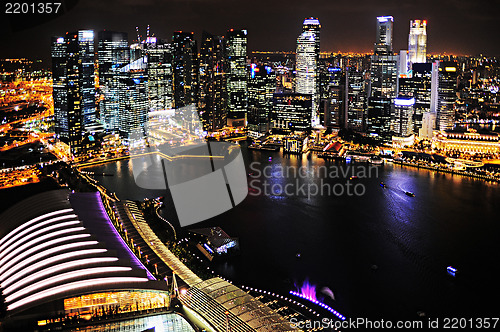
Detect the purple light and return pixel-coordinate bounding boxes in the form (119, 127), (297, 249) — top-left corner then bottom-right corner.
(95, 193), (156, 280)
(289, 284), (346, 321)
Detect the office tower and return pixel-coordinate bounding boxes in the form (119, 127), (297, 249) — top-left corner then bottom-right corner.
(98, 31), (129, 133)
(320, 66), (343, 127)
(374, 16), (393, 55)
(198, 31), (227, 131)
(117, 56), (148, 138)
(271, 93), (312, 132)
(302, 17), (321, 125)
(408, 20), (427, 64)
(226, 29), (248, 127)
(295, 31), (318, 124)
(172, 31), (198, 109)
(367, 16), (398, 140)
(437, 61), (458, 131)
(345, 68), (366, 131)
(302, 17), (321, 58)
(51, 36), (68, 141)
(77, 31), (97, 128)
(247, 64), (276, 136)
(366, 97), (392, 140)
(144, 37), (174, 112)
(398, 50), (410, 77)
(392, 97), (415, 137)
(51, 30), (96, 155)
(412, 63), (434, 134)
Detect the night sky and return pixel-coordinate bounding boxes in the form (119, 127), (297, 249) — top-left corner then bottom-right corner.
(1, 0), (499, 65)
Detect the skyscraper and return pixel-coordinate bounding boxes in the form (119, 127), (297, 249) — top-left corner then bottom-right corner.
(437, 61), (458, 131)
(392, 97), (415, 137)
(408, 20), (427, 64)
(295, 31), (317, 124)
(145, 37), (174, 112)
(51, 30), (96, 155)
(374, 16), (393, 55)
(367, 16), (397, 140)
(198, 31), (227, 131)
(345, 68), (367, 131)
(226, 29), (248, 127)
(297, 17), (321, 126)
(247, 64), (276, 136)
(117, 56), (148, 139)
(77, 31), (97, 128)
(98, 31), (129, 133)
(172, 31), (198, 109)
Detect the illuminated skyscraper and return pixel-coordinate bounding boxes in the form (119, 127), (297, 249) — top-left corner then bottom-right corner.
(295, 31), (318, 124)
(374, 16), (393, 55)
(437, 61), (458, 131)
(392, 97), (415, 137)
(51, 30), (96, 155)
(144, 37), (174, 112)
(172, 31), (198, 109)
(408, 20), (427, 64)
(226, 29), (248, 127)
(367, 16), (397, 140)
(297, 17), (321, 126)
(247, 64), (276, 136)
(77, 30), (97, 128)
(98, 31), (129, 133)
(345, 68), (367, 131)
(198, 31), (227, 131)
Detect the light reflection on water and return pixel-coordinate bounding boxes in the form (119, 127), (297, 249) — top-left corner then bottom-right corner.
(86, 147), (500, 320)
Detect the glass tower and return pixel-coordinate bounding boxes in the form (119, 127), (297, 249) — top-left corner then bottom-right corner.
(226, 29), (248, 126)
(408, 20), (427, 64)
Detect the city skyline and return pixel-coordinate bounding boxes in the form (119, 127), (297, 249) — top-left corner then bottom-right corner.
(1, 0), (499, 64)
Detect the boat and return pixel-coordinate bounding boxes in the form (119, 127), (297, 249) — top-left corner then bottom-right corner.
(447, 266), (458, 276)
(405, 191), (415, 197)
(369, 156), (384, 165)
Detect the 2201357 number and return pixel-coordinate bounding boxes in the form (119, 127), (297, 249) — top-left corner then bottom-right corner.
(5, 2), (61, 14)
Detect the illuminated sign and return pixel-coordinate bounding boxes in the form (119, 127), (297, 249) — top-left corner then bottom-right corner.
(445, 67), (457, 72)
(377, 16), (394, 22)
(57, 37), (64, 44)
(394, 98), (415, 106)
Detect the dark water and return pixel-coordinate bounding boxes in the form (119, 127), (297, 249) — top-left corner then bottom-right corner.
(85, 146), (500, 322)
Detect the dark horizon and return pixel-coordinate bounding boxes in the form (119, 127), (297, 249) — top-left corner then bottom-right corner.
(1, 0), (499, 65)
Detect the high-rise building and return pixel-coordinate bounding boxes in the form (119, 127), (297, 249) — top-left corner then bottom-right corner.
(117, 56), (148, 138)
(320, 66), (343, 127)
(374, 16), (393, 55)
(302, 17), (321, 126)
(172, 31), (198, 109)
(51, 30), (96, 155)
(345, 68), (367, 131)
(98, 31), (129, 133)
(367, 16), (397, 140)
(198, 31), (227, 131)
(247, 64), (276, 136)
(411, 62), (434, 134)
(408, 20), (427, 65)
(51, 36), (68, 141)
(295, 30), (318, 124)
(392, 97), (415, 137)
(77, 31), (97, 128)
(271, 93), (312, 132)
(144, 38), (174, 112)
(437, 61), (458, 131)
(226, 29), (248, 127)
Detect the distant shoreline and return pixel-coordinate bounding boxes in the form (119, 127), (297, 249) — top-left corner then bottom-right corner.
(392, 160), (499, 183)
